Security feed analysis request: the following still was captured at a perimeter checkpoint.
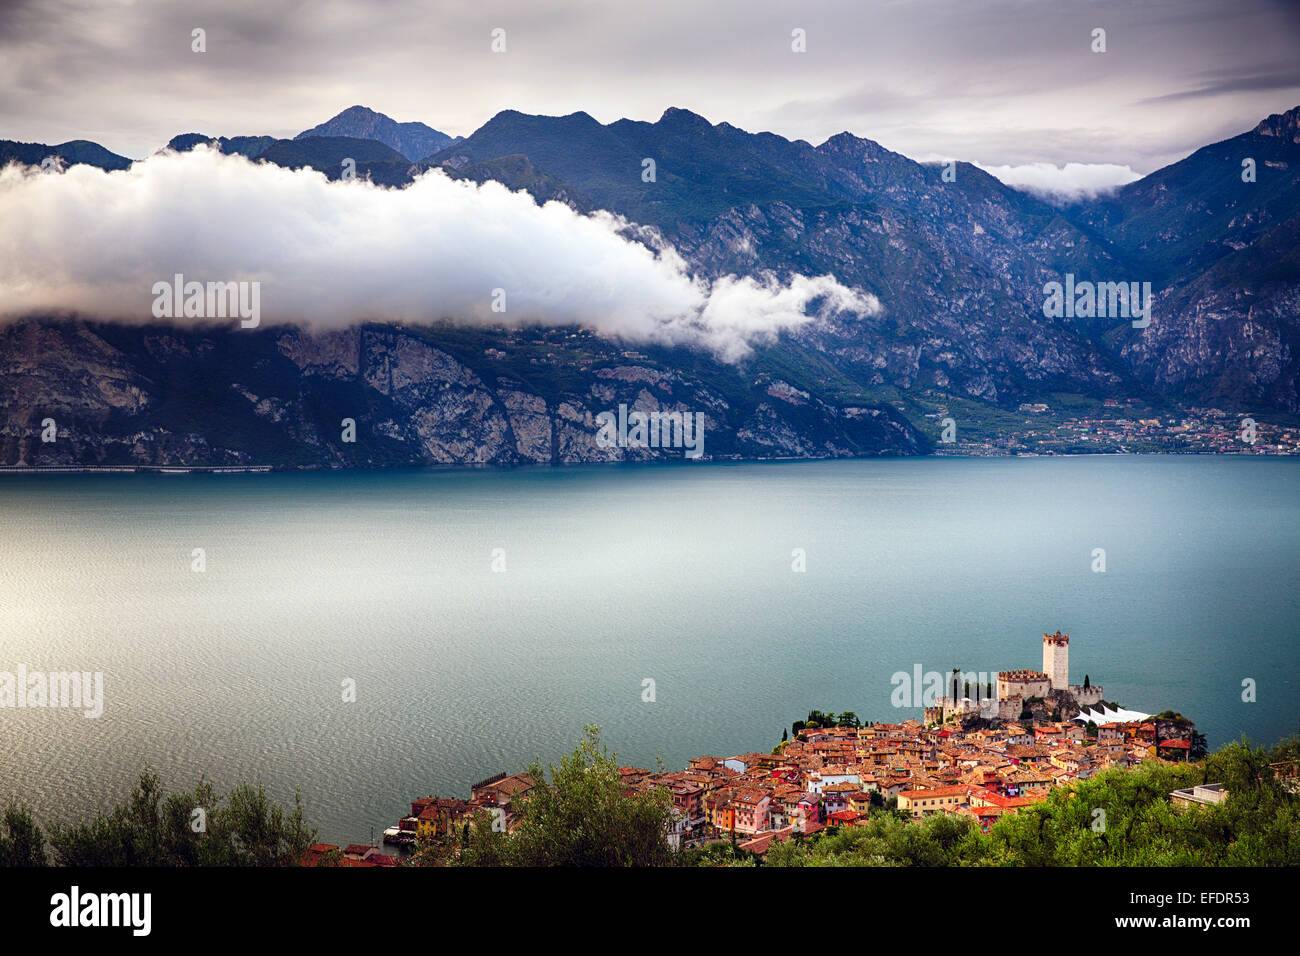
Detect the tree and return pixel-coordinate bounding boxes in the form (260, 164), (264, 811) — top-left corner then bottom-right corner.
(1190, 731), (1209, 761)
(806, 709), (852, 729)
(315, 846), (343, 866)
(0, 803), (46, 866)
(203, 782), (315, 866)
(449, 808), (511, 866)
(45, 768), (314, 867)
(451, 726), (675, 867)
(1083, 674), (1090, 690)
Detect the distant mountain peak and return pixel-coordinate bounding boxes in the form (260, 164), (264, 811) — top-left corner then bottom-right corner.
(820, 130), (870, 150)
(658, 107), (711, 128)
(816, 129), (903, 164)
(166, 132), (217, 151)
(1253, 104), (1300, 142)
(295, 106), (455, 162)
(164, 132), (276, 159)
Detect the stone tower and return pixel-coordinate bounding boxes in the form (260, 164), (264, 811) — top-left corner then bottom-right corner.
(1043, 631), (1069, 690)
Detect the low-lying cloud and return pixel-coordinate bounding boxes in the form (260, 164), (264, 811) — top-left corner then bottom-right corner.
(977, 161), (1143, 204)
(0, 147), (877, 361)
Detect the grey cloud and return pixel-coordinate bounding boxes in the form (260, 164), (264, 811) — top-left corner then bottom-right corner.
(1140, 64), (1300, 104)
(1, 0), (1298, 174)
(0, 148), (878, 361)
(976, 162), (1142, 204)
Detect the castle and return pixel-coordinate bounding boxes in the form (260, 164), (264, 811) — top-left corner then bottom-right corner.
(925, 631), (1104, 725)
(1043, 630), (1069, 689)
(1040, 630), (1105, 706)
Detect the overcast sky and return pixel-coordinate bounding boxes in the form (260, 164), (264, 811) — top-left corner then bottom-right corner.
(3, 0), (1299, 181)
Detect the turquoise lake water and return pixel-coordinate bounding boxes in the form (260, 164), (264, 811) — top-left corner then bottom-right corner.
(0, 455), (1296, 844)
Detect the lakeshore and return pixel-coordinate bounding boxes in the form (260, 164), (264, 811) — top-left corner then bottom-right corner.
(337, 705), (1207, 866)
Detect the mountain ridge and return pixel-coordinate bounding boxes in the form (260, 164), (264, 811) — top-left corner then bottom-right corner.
(0, 138), (133, 171)
(3, 103), (1299, 468)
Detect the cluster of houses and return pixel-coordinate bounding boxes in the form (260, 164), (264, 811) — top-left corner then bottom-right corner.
(302, 630), (1201, 865)
(303, 711), (1197, 865)
(295, 631), (1223, 865)
(612, 714), (1190, 855)
(302, 771), (538, 867)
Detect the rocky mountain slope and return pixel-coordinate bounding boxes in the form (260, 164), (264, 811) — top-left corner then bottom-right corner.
(1063, 108), (1300, 411)
(2, 104), (1298, 468)
(0, 321), (926, 467)
(421, 105), (1300, 415)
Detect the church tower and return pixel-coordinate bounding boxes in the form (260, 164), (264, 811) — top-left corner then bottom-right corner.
(1043, 631), (1069, 690)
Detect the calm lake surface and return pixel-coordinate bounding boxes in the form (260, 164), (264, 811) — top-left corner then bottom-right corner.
(1, 456), (1296, 844)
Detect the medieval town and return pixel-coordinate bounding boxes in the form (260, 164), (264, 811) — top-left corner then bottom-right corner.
(304, 631), (1204, 865)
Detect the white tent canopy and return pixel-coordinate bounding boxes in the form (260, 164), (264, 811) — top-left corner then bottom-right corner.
(1074, 705), (1152, 725)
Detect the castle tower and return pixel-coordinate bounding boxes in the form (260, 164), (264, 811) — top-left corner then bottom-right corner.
(1043, 631), (1069, 690)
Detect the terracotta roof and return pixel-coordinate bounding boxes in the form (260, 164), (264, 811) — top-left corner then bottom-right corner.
(900, 785), (970, 799)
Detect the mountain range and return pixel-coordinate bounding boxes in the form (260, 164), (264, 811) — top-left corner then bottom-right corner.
(2, 103), (1298, 468)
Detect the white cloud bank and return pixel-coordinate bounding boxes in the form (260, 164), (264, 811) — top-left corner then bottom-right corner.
(976, 162), (1143, 204)
(0, 147), (876, 362)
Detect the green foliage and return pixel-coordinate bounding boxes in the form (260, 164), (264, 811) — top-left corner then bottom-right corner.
(1190, 730), (1209, 760)
(799, 710), (860, 731)
(448, 726), (676, 867)
(43, 768), (315, 867)
(679, 840), (758, 867)
(447, 809), (512, 867)
(0, 803), (46, 866)
(763, 813), (990, 867)
(315, 847), (344, 867)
